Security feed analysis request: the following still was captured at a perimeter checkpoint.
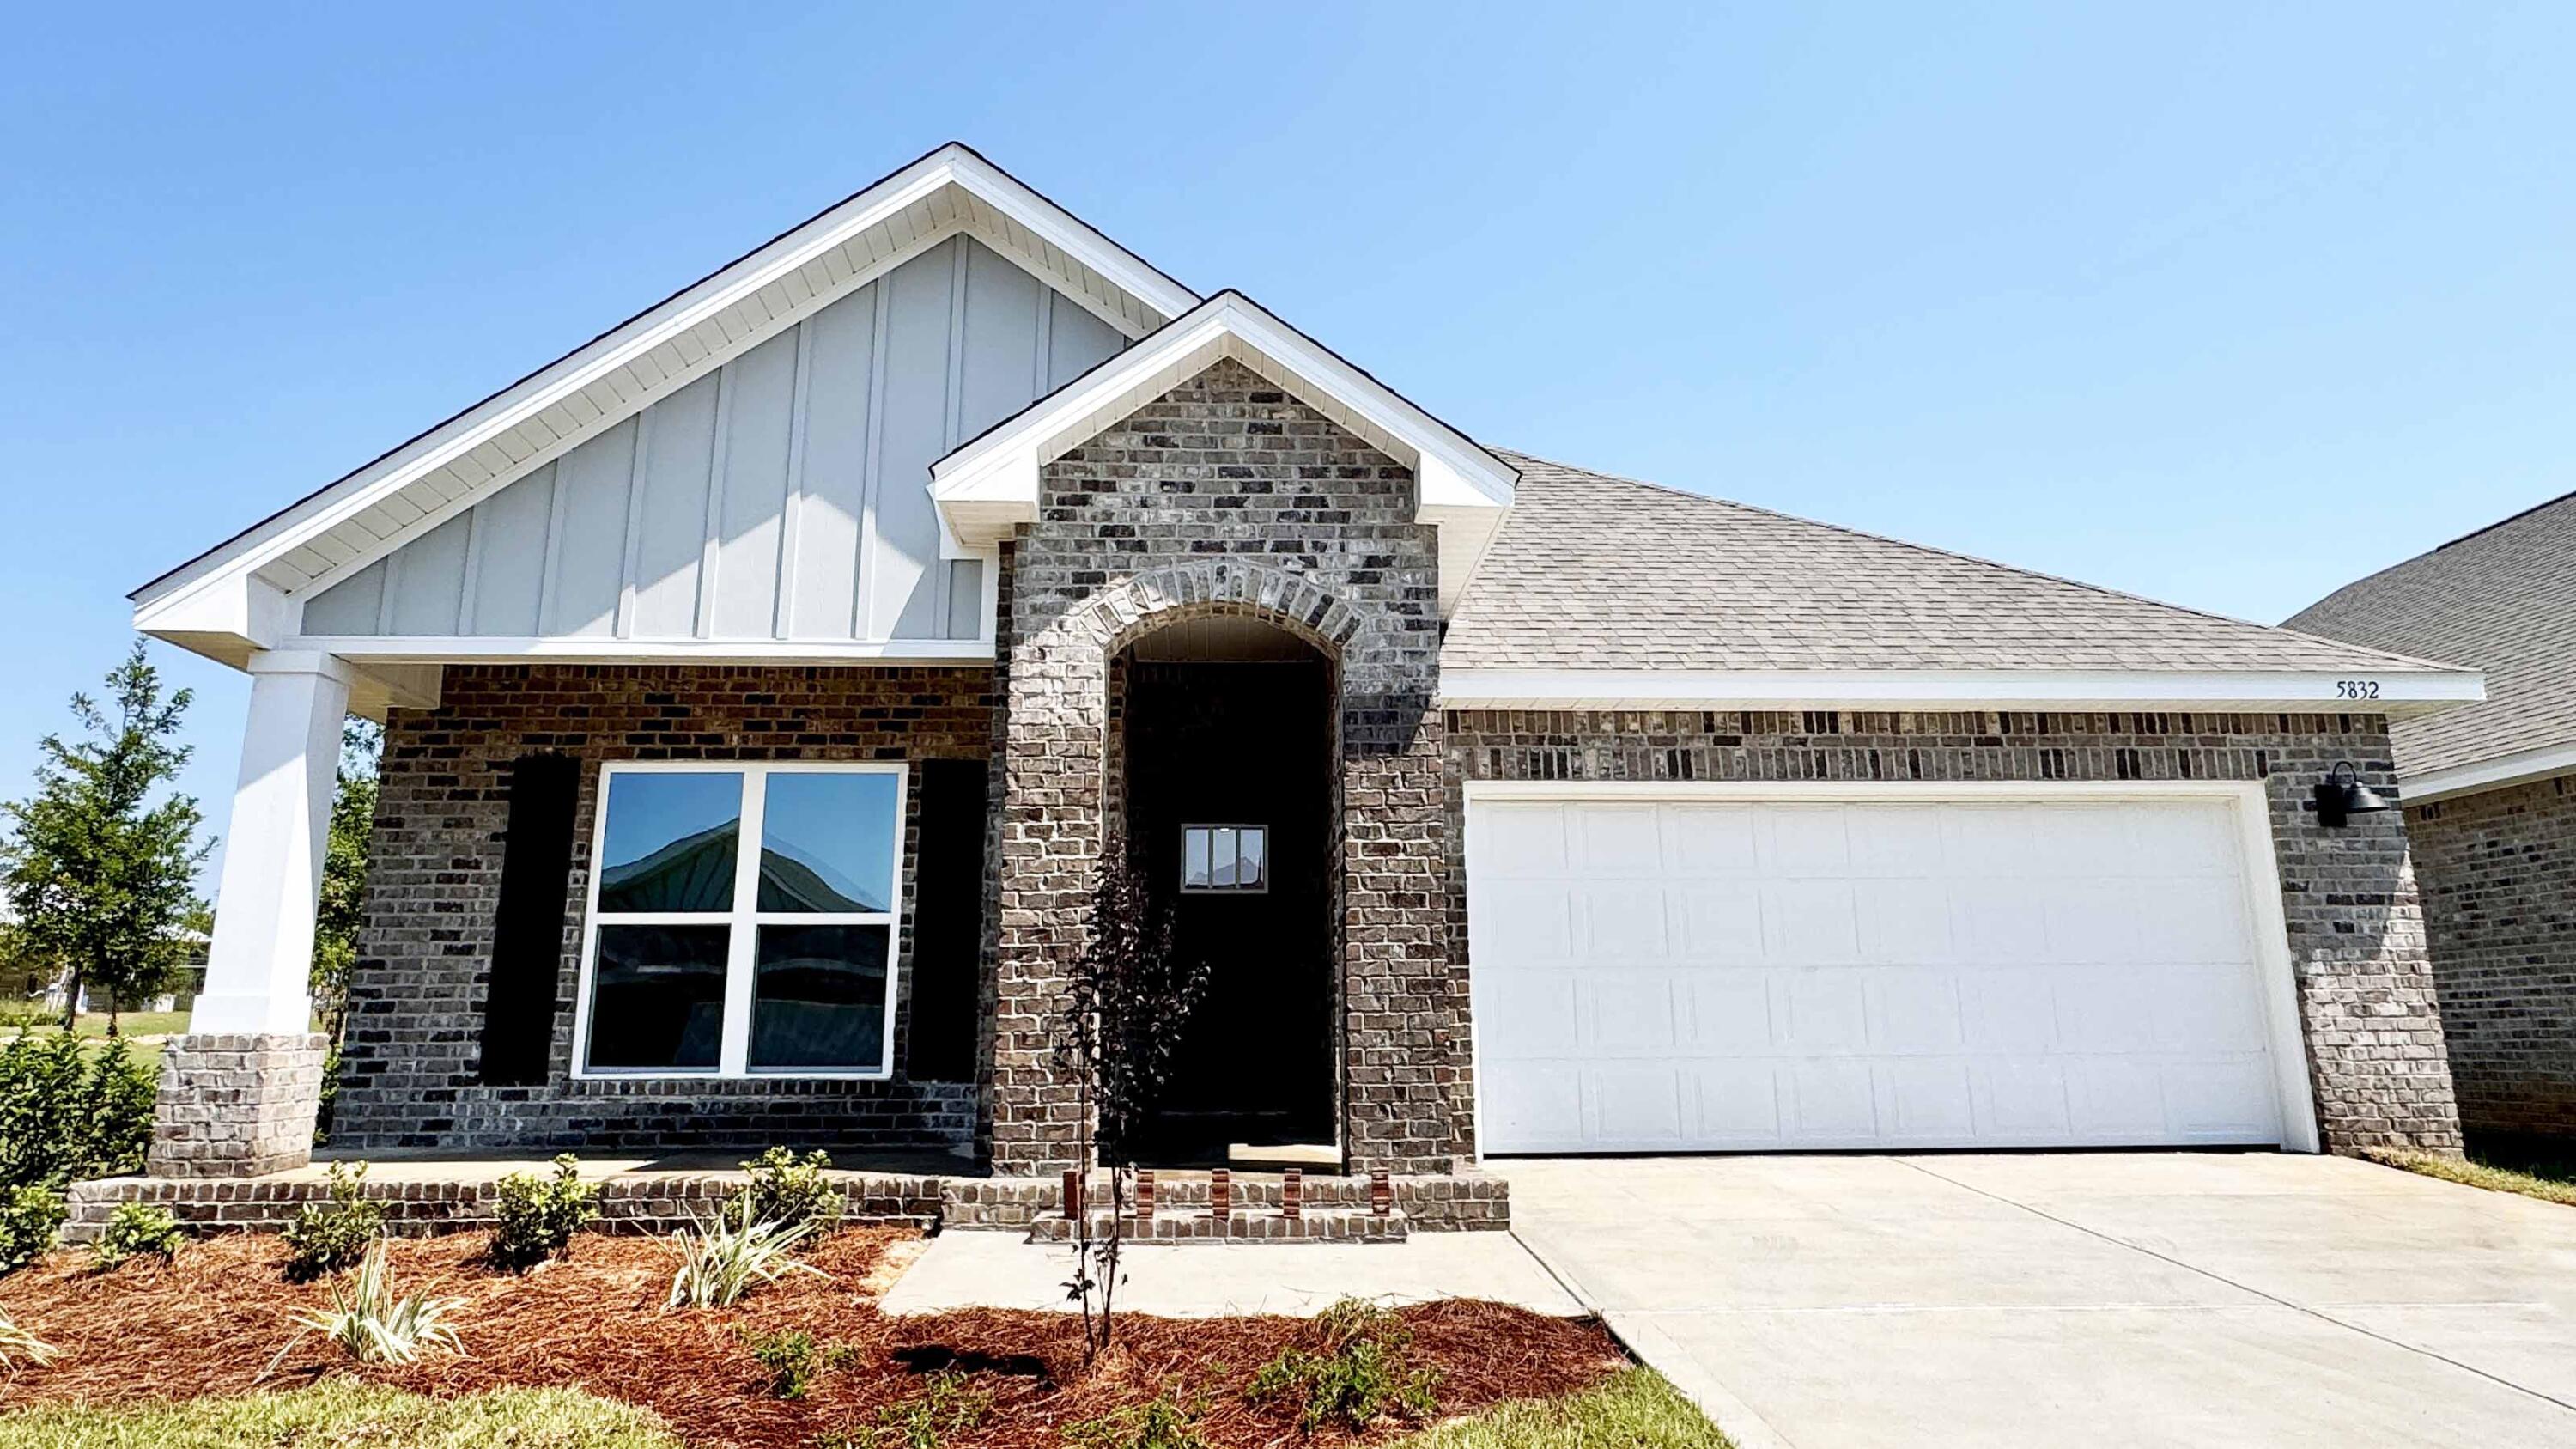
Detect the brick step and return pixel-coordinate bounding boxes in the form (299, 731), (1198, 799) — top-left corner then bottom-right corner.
(1024, 1208), (1408, 1244)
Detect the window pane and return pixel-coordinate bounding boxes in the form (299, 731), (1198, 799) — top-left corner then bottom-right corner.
(750, 924), (890, 1070)
(598, 772), (742, 912)
(760, 772), (900, 913)
(1211, 827), (1236, 886)
(1239, 827), (1266, 889)
(586, 925), (728, 1070)
(1183, 828), (1211, 888)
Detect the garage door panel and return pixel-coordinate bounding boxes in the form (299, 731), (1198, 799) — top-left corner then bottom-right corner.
(1767, 807), (1853, 875)
(1875, 1060), (1977, 1141)
(1959, 969), (2063, 1052)
(1690, 1062), (1785, 1141)
(1789, 1062), (1879, 1137)
(1472, 795), (2292, 1154)
(1588, 1066), (1686, 1145)
(1474, 804), (1571, 877)
(1580, 886), (1671, 957)
(1585, 975), (1683, 1053)
(1577, 806), (1662, 873)
(1676, 883), (1765, 959)
(1856, 880), (1961, 964)
(1765, 880), (1862, 963)
(1671, 808), (1761, 875)
(1866, 972), (1965, 1051)
(1683, 974), (1775, 1050)
(1783, 970), (1870, 1051)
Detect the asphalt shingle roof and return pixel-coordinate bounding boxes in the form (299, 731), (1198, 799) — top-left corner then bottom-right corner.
(1443, 453), (2462, 677)
(2286, 491), (2576, 776)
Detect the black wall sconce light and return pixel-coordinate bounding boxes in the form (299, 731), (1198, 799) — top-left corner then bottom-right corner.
(2313, 760), (2392, 828)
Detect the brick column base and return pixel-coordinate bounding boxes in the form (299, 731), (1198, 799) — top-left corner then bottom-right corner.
(146, 1032), (331, 1178)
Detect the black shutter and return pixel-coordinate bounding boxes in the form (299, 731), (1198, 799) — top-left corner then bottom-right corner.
(906, 758), (988, 1082)
(477, 754), (580, 1086)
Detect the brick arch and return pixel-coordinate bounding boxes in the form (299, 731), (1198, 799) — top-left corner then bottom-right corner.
(1072, 560), (1367, 662)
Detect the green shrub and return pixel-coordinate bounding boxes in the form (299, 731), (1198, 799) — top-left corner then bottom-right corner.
(288, 1239), (466, 1366)
(88, 1201), (182, 1270)
(1064, 1390), (1211, 1449)
(838, 1372), (989, 1449)
(0, 1184), (64, 1275)
(0, 1030), (154, 1190)
(281, 1160), (384, 1282)
(740, 1326), (857, 1399)
(489, 1154), (600, 1271)
(663, 1212), (822, 1309)
(1247, 1299), (1439, 1433)
(726, 1147), (843, 1232)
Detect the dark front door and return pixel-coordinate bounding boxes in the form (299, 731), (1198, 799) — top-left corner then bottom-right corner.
(1122, 652), (1335, 1162)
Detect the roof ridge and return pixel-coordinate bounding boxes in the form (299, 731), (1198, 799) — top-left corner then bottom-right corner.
(1489, 447), (2469, 674)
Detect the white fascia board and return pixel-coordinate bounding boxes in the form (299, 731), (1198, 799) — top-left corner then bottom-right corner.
(930, 291), (1518, 557)
(1435, 667), (2489, 715)
(131, 144), (1195, 672)
(2403, 740), (2576, 803)
(289, 635), (997, 667)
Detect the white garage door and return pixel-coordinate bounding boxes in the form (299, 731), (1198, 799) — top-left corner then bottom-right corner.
(1468, 793), (2301, 1154)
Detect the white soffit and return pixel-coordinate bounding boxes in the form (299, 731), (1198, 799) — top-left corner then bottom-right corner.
(930, 290), (1518, 614)
(1435, 667), (2489, 717)
(131, 143), (1197, 665)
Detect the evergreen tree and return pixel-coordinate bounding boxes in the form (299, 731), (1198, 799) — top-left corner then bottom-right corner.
(310, 717), (380, 1040)
(1, 643), (210, 1033)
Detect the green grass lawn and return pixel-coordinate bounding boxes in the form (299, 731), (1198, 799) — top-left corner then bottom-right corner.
(1400, 1371), (1731, 1449)
(0, 1382), (679, 1449)
(2363, 1146), (2576, 1207)
(0, 1370), (1724, 1449)
(1, 1009), (201, 1078)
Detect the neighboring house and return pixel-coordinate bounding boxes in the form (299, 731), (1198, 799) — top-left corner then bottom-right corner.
(2289, 493), (2576, 1145)
(134, 143), (2486, 1194)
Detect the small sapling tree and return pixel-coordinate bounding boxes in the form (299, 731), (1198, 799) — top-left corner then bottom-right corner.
(1053, 842), (1208, 1360)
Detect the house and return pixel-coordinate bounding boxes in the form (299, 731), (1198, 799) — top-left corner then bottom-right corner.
(2289, 492), (2576, 1146)
(134, 144), (2486, 1203)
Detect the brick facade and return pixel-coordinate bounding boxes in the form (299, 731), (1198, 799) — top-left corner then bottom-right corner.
(988, 357), (1451, 1177)
(2405, 777), (2576, 1140)
(1443, 709), (2464, 1157)
(332, 664), (992, 1154)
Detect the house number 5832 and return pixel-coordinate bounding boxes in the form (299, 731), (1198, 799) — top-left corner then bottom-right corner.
(2336, 679), (2382, 700)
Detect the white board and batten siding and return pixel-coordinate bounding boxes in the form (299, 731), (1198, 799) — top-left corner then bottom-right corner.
(1467, 785), (2319, 1156)
(300, 235), (1124, 646)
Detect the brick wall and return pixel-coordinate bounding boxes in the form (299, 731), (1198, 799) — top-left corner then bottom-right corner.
(990, 357), (1452, 1177)
(1443, 709), (2464, 1156)
(334, 664), (992, 1154)
(2406, 776), (2576, 1140)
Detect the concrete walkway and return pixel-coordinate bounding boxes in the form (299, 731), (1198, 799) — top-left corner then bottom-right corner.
(1498, 1152), (2576, 1449)
(878, 1230), (1584, 1318)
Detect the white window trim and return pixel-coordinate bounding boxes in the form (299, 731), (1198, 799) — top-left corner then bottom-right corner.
(569, 760), (908, 1082)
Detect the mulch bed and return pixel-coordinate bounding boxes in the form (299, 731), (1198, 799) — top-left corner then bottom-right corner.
(0, 1229), (1626, 1449)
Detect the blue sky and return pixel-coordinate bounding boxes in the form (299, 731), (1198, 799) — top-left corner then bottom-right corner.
(4, 3), (2571, 886)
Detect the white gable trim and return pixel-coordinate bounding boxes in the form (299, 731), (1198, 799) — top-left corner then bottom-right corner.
(132, 144), (1196, 666)
(929, 291), (1518, 614)
(1436, 667), (2488, 718)
(2403, 740), (2576, 803)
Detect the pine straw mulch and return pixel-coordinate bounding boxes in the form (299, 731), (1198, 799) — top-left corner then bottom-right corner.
(0, 1228), (1627, 1449)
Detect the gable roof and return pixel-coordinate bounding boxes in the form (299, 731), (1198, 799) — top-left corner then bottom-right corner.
(131, 143), (1197, 666)
(1440, 454), (2483, 713)
(930, 289), (1516, 613)
(2287, 490), (2576, 791)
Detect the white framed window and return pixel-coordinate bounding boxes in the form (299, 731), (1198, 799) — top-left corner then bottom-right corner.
(1181, 824), (1267, 893)
(570, 762), (906, 1080)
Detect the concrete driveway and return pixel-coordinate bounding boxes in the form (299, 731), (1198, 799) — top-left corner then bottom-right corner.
(1498, 1153), (2576, 1449)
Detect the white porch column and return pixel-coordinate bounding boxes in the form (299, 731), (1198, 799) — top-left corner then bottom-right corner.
(191, 650), (354, 1034)
(149, 650), (350, 1178)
